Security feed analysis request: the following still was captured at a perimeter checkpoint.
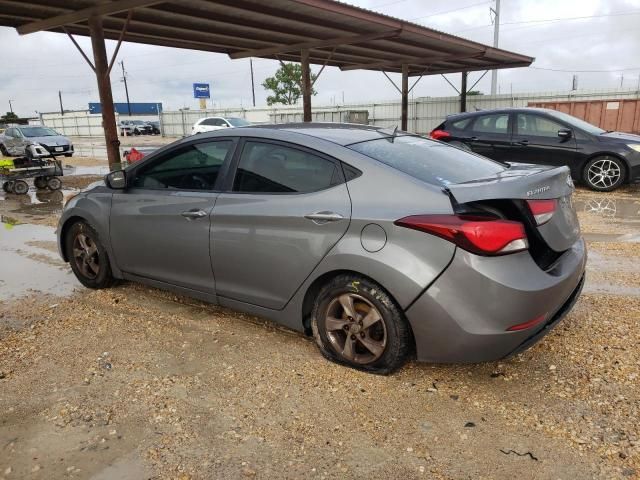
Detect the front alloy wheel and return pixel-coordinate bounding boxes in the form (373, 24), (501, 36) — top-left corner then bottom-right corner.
(65, 221), (115, 289)
(584, 156), (625, 191)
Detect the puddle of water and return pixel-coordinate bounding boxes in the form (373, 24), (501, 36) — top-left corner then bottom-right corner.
(0, 188), (77, 218)
(0, 221), (80, 300)
(574, 197), (640, 222)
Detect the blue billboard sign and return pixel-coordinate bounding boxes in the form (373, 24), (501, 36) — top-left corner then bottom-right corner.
(193, 83), (210, 99)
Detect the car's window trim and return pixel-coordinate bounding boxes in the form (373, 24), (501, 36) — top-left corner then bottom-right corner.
(222, 137), (346, 195)
(126, 137), (238, 193)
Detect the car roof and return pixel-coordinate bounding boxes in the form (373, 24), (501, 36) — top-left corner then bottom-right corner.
(251, 122), (411, 146)
(446, 107), (559, 121)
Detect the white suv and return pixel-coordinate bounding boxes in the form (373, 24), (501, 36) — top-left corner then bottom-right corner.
(191, 117), (251, 135)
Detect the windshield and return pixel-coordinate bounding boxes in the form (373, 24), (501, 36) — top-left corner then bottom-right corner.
(226, 117), (251, 127)
(545, 110), (605, 135)
(348, 135), (506, 186)
(20, 127), (58, 137)
(131, 121), (146, 125)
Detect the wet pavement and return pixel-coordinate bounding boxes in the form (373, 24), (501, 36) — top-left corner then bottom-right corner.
(0, 219), (80, 301)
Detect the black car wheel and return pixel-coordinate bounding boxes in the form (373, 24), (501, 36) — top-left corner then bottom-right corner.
(12, 179), (29, 195)
(583, 156), (626, 192)
(34, 176), (48, 190)
(311, 274), (412, 374)
(65, 221), (116, 289)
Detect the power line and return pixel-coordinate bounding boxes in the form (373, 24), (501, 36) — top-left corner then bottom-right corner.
(531, 66), (640, 73)
(409, 1), (491, 21)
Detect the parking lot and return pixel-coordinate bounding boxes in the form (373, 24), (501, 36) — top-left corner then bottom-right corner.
(0, 151), (638, 479)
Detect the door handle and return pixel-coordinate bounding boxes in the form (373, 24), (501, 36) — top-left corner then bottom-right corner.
(516, 139), (529, 146)
(470, 136), (479, 141)
(181, 209), (207, 219)
(304, 211), (344, 224)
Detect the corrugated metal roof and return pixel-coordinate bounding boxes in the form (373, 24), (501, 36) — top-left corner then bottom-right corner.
(0, 0), (534, 75)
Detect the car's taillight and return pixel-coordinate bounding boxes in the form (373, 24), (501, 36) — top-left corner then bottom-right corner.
(527, 199), (557, 225)
(394, 214), (528, 256)
(430, 129), (451, 140)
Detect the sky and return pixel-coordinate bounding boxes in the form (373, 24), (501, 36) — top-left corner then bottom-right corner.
(1, 0), (640, 117)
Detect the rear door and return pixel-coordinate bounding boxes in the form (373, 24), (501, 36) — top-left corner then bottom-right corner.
(110, 138), (236, 293)
(511, 112), (578, 167)
(465, 112), (512, 161)
(211, 139), (351, 310)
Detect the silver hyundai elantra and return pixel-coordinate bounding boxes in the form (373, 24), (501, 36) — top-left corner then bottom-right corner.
(58, 124), (586, 374)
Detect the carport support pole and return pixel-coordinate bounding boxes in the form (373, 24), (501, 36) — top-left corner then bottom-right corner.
(88, 15), (121, 170)
(460, 71), (468, 113)
(401, 64), (408, 131)
(301, 49), (312, 122)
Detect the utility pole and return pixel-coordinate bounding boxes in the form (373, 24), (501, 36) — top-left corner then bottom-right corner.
(58, 90), (64, 115)
(8, 99), (13, 114)
(250, 58), (256, 107)
(119, 60), (132, 116)
(490, 0), (501, 95)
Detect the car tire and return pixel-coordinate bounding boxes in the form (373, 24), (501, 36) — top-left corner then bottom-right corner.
(34, 176), (48, 189)
(583, 155), (626, 192)
(12, 179), (29, 195)
(311, 274), (412, 374)
(64, 153), (73, 158)
(47, 177), (62, 190)
(65, 221), (116, 289)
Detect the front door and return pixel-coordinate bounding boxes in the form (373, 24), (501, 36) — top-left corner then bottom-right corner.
(211, 139), (351, 310)
(511, 112), (578, 167)
(109, 139), (236, 293)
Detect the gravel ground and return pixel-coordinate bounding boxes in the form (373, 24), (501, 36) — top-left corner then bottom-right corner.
(0, 183), (638, 479)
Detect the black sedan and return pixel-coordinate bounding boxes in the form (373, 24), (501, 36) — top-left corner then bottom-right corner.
(430, 108), (640, 191)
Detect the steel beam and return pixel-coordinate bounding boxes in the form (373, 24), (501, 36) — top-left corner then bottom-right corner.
(17, 0), (163, 35)
(401, 64), (408, 131)
(460, 71), (468, 113)
(301, 49), (312, 122)
(229, 29), (400, 60)
(340, 52), (485, 72)
(88, 15), (121, 170)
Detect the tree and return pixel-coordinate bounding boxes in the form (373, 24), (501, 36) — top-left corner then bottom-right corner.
(1, 111), (19, 123)
(262, 63), (317, 106)
(467, 90), (484, 96)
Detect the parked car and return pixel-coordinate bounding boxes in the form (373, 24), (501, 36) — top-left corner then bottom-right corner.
(58, 124), (585, 373)
(0, 126), (73, 158)
(148, 120), (161, 135)
(119, 120), (153, 136)
(430, 108), (640, 191)
(192, 116), (251, 134)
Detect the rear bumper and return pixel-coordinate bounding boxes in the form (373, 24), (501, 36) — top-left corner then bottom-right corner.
(405, 237), (587, 363)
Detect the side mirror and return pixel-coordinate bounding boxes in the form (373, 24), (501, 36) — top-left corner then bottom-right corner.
(105, 170), (126, 189)
(558, 128), (572, 139)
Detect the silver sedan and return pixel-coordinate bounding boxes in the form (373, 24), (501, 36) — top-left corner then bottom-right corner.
(58, 124), (586, 373)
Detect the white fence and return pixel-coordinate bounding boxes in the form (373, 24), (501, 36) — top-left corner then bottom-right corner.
(43, 89), (640, 138)
(160, 88), (640, 136)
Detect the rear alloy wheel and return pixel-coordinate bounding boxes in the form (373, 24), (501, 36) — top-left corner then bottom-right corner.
(12, 179), (28, 195)
(583, 156), (626, 192)
(66, 221), (115, 289)
(47, 177), (62, 190)
(34, 176), (48, 189)
(312, 275), (411, 374)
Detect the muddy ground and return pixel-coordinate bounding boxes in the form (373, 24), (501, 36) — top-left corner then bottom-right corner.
(0, 161), (639, 479)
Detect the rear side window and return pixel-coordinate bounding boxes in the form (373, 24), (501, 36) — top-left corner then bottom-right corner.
(471, 114), (509, 134)
(233, 141), (342, 193)
(348, 136), (506, 186)
(451, 118), (472, 130)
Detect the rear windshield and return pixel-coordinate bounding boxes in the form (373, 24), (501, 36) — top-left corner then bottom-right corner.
(348, 136), (506, 186)
(226, 117), (251, 127)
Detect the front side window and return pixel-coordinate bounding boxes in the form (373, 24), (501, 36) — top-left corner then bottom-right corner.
(233, 141), (341, 193)
(471, 114), (509, 134)
(132, 140), (233, 190)
(516, 113), (565, 138)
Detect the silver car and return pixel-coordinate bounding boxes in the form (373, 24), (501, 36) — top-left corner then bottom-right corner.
(0, 126), (74, 158)
(58, 124), (586, 373)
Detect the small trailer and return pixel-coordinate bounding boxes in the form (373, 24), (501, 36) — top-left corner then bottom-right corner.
(1, 157), (64, 195)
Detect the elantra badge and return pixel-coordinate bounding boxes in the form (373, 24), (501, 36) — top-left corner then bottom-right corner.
(526, 185), (550, 197)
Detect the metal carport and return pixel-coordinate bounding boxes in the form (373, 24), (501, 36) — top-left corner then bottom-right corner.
(0, 0), (534, 168)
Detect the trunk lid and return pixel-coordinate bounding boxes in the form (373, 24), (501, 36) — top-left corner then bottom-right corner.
(446, 163), (580, 255)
